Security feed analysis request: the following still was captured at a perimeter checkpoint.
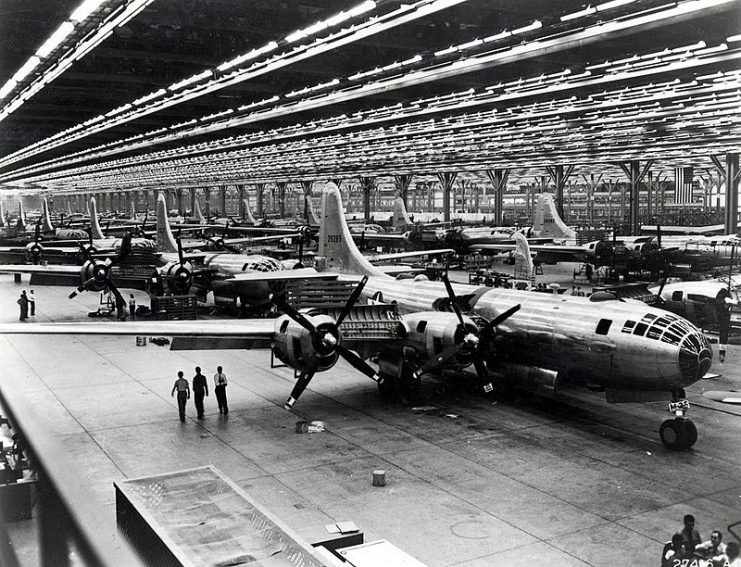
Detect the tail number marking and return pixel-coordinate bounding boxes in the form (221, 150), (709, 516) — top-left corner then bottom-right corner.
(327, 234), (342, 243)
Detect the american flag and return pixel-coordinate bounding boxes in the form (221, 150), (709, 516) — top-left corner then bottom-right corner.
(674, 166), (694, 204)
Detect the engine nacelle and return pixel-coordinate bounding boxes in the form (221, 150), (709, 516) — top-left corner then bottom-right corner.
(158, 260), (193, 294)
(402, 311), (478, 369)
(272, 313), (340, 374)
(24, 241), (44, 263)
(491, 362), (559, 398)
(80, 260), (111, 292)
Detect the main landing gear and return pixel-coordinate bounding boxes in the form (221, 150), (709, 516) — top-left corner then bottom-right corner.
(659, 391), (697, 451)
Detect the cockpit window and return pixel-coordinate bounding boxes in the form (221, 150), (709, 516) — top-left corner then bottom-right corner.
(622, 320), (636, 333)
(647, 326), (662, 340)
(641, 313), (657, 322)
(671, 291), (683, 301)
(596, 319), (612, 335)
(633, 322), (648, 336)
(661, 332), (681, 346)
(654, 317), (671, 328)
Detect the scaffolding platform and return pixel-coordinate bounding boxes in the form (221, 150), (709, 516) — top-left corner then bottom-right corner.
(115, 466), (331, 567)
(150, 295), (198, 320)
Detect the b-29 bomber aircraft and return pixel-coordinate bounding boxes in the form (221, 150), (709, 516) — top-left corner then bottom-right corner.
(0, 185), (715, 451)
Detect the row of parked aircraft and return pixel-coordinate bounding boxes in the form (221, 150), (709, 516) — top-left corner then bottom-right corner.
(1, 184), (738, 452)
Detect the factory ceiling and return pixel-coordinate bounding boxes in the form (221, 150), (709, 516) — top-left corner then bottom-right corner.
(0, 0), (739, 192)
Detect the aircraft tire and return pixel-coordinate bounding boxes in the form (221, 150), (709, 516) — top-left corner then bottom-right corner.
(660, 419), (697, 451)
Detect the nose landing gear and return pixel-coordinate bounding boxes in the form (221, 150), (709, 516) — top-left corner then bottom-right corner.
(659, 395), (697, 450)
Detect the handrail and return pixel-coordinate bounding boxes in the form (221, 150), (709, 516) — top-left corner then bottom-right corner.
(0, 379), (143, 566)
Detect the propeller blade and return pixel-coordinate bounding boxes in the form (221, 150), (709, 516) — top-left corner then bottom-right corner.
(269, 293), (317, 335)
(412, 343), (461, 380)
(336, 276), (368, 328)
(336, 344), (381, 382)
(472, 357), (496, 394)
(88, 230), (93, 248)
(285, 355), (322, 409)
(34, 219), (41, 242)
(483, 304), (521, 331)
(69, 277), (97, 298)
(441, 272), (465, 327)
(222, 220), (229, 239)
(177, 237), (184, 264)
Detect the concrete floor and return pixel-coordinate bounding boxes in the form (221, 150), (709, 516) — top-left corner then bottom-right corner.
(0, 266), (739, 567)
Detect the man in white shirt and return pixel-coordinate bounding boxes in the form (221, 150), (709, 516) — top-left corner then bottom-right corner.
(214, 366), (228, 414)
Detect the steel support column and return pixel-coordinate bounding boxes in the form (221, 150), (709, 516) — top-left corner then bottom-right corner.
(393, 174), (414, 210)
(485, 168), (509, 226)
(437, 172), (458, 222)
(725, 152), (740, 234)
(359, 177), (375, 221)
(301, 181), (313, 223)
(618, 160), (653, 236)
(255, 183), (266, 216)
(219, 186), (227, 217)
(276, 182), (288, 217)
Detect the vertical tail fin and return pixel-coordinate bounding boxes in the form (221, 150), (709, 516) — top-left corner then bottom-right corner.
(41, 197), (54, 232)
(512, 232), (535, 289)
(130, 200), (136, 219)
(85, 200), (91, 217)
(392, 197), (413, 230)
(243, 197), (257, 225)
(0, 201), (5, 227)
(193, 199), (207, 224)
(532, 194), (575, 240)
(156, 193), (179, 253)
(90, 197), (105, 240)
(318, 183), (385, 277)
(17, 200), (26, 230)
(67, 201), (72, 215)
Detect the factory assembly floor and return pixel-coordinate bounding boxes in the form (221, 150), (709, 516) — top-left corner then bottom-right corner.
(0, 266), (739, 567)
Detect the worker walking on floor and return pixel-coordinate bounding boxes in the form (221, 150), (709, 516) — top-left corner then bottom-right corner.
(192, 366), (208, 420)
(214, 366), (228, 415)
(128, 293), (136, 320)
(171, 371), (190, 423)
(17, 291), (28, 321)
(28, 290), (35, 316)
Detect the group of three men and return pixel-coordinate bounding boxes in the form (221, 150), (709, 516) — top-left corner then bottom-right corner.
(171, 366), (229, 422)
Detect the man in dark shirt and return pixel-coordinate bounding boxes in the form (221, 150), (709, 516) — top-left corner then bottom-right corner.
(192, 366), (209, 420)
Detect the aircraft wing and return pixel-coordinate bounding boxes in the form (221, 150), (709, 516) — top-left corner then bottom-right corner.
(220, 226), (302, 235)
(0, 319), (276, 350)
(368, 248), (455, 262)
(0, 264), (81, 275)
(0, 245), (81, 255)
(472, 243), (589, 263)
(375, 265), (427, 275)
(222, 268), (338, 282)
(224, 233), (300, 245)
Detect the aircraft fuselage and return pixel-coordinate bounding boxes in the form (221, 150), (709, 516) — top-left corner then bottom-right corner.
(355, 276), (711, 393)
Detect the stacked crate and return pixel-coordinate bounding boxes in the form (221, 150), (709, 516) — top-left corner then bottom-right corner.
(150, 295), (198, 320)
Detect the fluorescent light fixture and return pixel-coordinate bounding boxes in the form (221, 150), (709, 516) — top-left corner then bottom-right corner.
(726, 34), (741, 42)
(512, 20), (542, 35)
(13, 56), (41, 83)
(596, 0), (636, 9)
(561, 6), (597, 21)
(168, 70), (212, 91)
(73, 28), (113, 60)
(0, 79), (18, 99)
(484, 30), (511, 42)
(132, 88), (166, 105)
(71, 0), (105, 22)
(116, 0), (151, 26)
(695, 43), (727, 55)
(37, 22), (75, 58)
(105, 103), (131, 117)
(217, 41), (278, 72)
(348, 0), (376, 17)
(434, 46), (458, 57)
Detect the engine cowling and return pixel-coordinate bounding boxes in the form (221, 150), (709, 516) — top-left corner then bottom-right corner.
(158, 260), (193, 294)
(402, 311), (480, 369)
(272, 313), (341, 374)
(24, 241), (44, 263)
(80, 260), (111, 292)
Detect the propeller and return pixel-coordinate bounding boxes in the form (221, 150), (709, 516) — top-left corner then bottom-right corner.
(69, 233), (131, 302)
(412, 273), (521, 392)
(135, 212), (148, 237)
(269, 275), (381, 409)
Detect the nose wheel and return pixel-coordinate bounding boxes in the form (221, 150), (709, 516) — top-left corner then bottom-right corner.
(659, 418), (697, 451)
